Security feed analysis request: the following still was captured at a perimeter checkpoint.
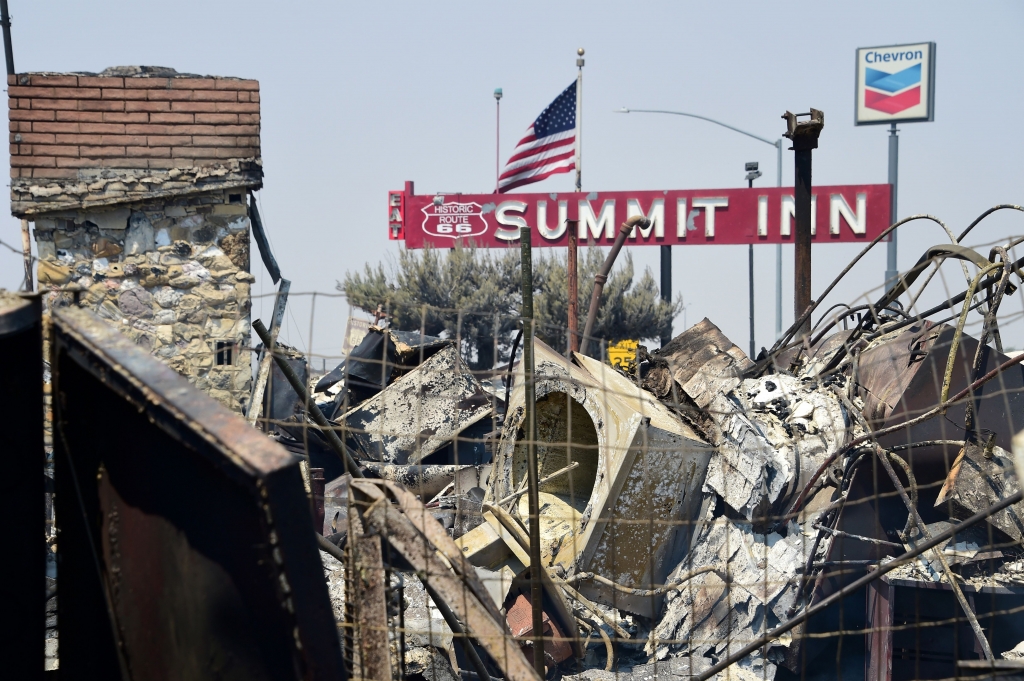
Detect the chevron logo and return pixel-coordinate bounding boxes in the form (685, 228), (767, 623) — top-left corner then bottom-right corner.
(864, 64), (921, 114)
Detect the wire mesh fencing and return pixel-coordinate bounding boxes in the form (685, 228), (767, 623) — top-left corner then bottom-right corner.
(238, 213), (1024, 681)
(21, 205), (1024, 680)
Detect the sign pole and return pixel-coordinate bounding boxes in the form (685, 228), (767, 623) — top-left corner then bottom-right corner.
(885, 122), (898, 290)
(569, 49), (584, 352)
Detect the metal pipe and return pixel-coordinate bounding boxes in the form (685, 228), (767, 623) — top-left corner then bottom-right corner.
(695, 488), (1024, 681)
(794, 147), (812, 335)
(567, 221), (579, 352)
(519, 226), (545, 677)
(0, 0), (14, 76)
(580, 215), (650, 355)
(252, 319), (364, 477)
(660, 244), (672, 348)
(776, 140), (783, 339)
(749, 244), (755, 357)
(782, 109), (824, 338)
(885, 122), (899, 290)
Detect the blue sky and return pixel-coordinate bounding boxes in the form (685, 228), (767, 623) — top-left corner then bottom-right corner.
(2, 1), (1022, 361)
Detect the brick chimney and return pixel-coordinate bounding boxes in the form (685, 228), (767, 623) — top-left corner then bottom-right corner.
(9, 66), (263, 413)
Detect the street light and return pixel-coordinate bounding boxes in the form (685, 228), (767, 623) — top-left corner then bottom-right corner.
(616, 108), (785, 341)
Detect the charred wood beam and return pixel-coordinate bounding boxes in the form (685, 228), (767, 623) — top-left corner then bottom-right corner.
(247, 278), (290, 426)
(248, 192), (281, 283)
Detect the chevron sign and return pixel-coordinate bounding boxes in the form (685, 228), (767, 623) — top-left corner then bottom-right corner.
(855, 42), (935, 125)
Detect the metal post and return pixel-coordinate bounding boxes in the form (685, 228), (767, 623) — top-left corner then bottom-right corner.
(783, 110), (824, 337)
(0, 0), (14, 76)
(747, 173), (756, 358)
(568, 221), (579, 352)
(494, 88), (502, 192)
(885, 122), (899, 290)
(660, 244), (672, 347)
(749, 244), (755, 357)
(793, 150), (812, 335)
(775, 139), (783, 339)
(519, 226), (545, 677)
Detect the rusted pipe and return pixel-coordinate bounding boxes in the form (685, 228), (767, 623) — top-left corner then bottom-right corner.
(579, 215), (650, 355)
(782, 109), (823, 337)
(567, 221), (579, 353)
(519, 225), (545, 677)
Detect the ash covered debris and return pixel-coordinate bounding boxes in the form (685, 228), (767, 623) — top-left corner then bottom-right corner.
(293, 234), (1024, 681)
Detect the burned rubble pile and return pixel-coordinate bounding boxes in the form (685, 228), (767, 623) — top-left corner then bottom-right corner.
(287, 253), (1024, 681)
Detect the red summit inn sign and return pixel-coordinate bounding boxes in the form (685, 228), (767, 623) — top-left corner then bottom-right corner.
(388, 184), (892, 249)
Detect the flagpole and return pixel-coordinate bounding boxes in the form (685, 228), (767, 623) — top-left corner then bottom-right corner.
(575, 48), (584, 192)
(494, 88), (502, 192)
(569, 48), (584, 353)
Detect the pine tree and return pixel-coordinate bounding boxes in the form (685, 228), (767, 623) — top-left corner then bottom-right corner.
(339, 244), (679, 370)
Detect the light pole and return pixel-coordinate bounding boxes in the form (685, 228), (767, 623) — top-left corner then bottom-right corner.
(745, 161), (762, 358)
(615, 108), (785, 342)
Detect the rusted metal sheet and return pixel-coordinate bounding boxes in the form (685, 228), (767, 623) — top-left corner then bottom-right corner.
(339, 344), (493, 465)
(651, 317), (754, 409)
(877, 324), (1024, 477)
(855, 322), (938, 427)
(0, 291), (43, 681)
(865, 576), (894, 681)
(50, 307), (344, 681)
(505, 592), (574, 665)
(935, 440), (1024, 542)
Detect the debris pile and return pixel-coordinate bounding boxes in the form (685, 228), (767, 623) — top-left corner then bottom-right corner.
(297, 236), (1024, 681)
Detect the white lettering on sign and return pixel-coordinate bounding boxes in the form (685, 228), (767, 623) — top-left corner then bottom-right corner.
(691, 197), (728, 237)
(494, 200), (527, 241)
(627, 198), (664, 240)
(579, 199), (616, 240)
(780, 195), (817, 236)
(421, 201), (488, 239)
(757, 196), (768, 236)
(676, 198), (687, 239)
(537, 200), (568, 240)
(830, 193), (867, 235)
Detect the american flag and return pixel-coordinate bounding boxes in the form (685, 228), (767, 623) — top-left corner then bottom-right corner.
(498, 81), (576, 193)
